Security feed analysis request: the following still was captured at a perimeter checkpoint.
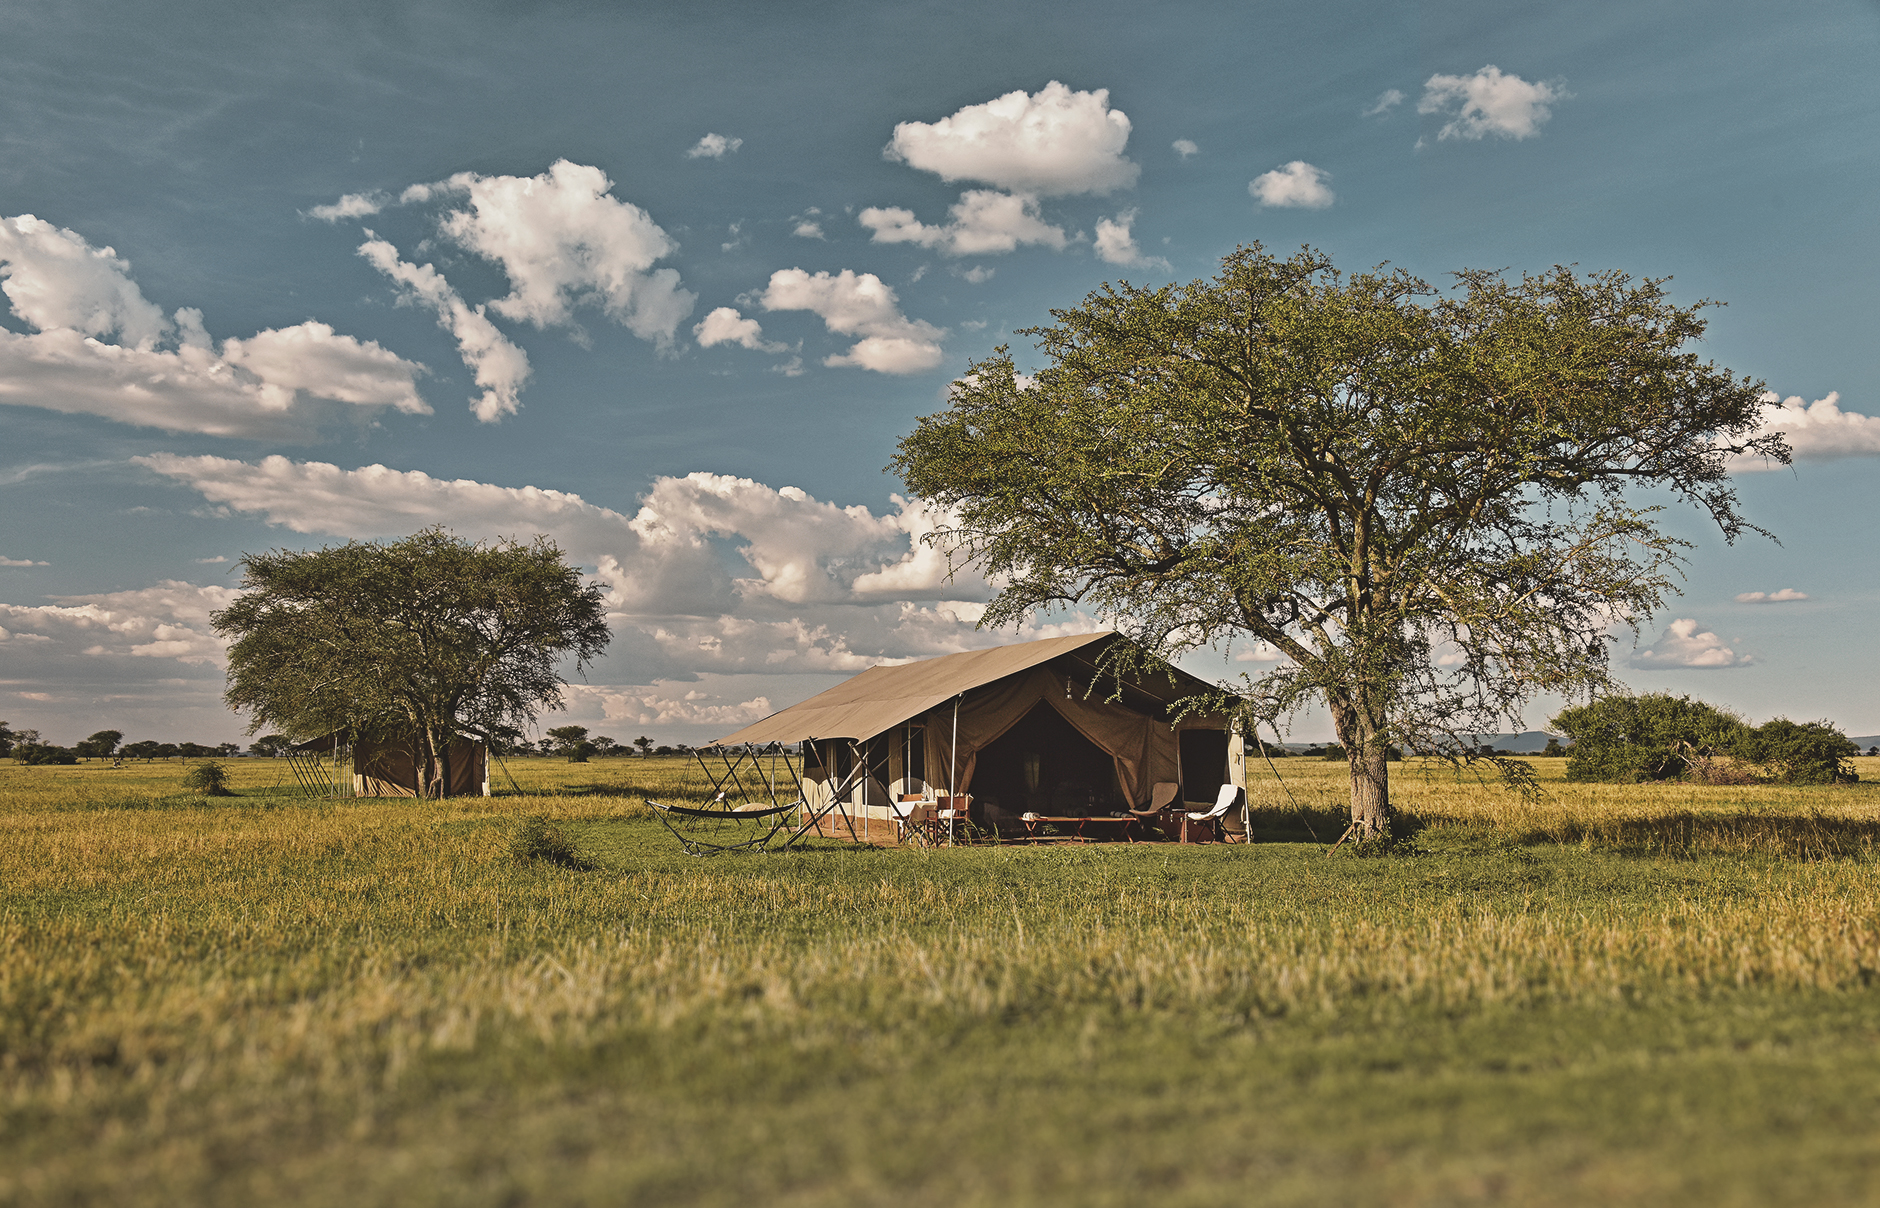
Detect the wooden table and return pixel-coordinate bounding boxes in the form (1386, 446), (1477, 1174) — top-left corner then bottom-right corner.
(1017, 815), (1140, 843)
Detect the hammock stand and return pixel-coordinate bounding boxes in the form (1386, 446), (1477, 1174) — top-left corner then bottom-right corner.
(648, 741), (882, 856)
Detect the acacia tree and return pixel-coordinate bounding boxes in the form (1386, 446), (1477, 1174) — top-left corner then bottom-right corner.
(213, 528), (610, 798)
(894, 245), (1786, 840)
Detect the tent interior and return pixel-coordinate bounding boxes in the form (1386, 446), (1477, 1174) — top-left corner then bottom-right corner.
(970, 700), (1129, 819)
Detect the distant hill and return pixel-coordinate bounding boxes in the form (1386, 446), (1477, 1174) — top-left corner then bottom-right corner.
(1268, 731), (1878, 756)
(1269, 731), (1568, 755)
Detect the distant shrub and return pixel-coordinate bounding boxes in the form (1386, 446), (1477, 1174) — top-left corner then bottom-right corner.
(1737, 719), (1859, 785)
(1553, 695), (1858, 785)
(1553, 694), (1749, 783)
(181, 761), (234, 795)
(13, 743), (79, 766)
(510, 815), (595, 870)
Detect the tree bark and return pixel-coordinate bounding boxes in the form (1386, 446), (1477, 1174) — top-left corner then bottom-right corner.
(1330, 697), (1392, 840)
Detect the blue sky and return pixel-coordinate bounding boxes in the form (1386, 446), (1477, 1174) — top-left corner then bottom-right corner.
(3, 0), (1877, 747)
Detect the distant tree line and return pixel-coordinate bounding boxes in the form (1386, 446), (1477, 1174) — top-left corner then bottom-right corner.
(1, 724), (247, 766)
(493, 727), (689, 761)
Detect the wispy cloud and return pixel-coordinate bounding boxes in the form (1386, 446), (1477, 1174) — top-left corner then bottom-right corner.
(686, 133), (743, 159)
(1735, 588), (1807, 604)
(1362, 88), (1405, 117)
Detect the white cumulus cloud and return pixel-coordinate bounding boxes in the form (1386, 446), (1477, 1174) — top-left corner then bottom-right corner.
(885, 81), (1138, 196)
(220, 321), (430, 413)
(0, 214), (168, 346)
(1, 214), (429, 437)
(693, 306), (790, 355)
(758, 268), (946, 374)
(859, 189), (1068, 257)
(1092, 208), (1167, 268)
(567, 682), (773, 728)
(435, 160), (695, 346)
(686, 133), (743, 159)
(1172, 138), (1198, 158)
(1419, 66), (1566, 141)
(1631, 618), (1747, 669)
(1732, 391), (1880, 469)
(1734, 588), (1808, 604)
(1250, 161), (1335, 209)
(0, 581), (239, 666)
(358, 236), (530, 423)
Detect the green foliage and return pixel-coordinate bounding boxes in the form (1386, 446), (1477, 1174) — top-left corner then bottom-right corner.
(75, 730), (123, 759)
(1552, 694), (1857, 785)
(1553, 693), (1750, 782)
(894, 244), (1783, 837)
(1542, 737), (1567, 757)
(1739, 718), (1859, 784)
(0, 720), (13, 757)
(214, 527), (610, 798)
(545, 725), (591, 762)
(180, 760), (234, 795)
(249, 734), (291, 757)
(13, 742), (78, 766)
(508, 814), (594, 869)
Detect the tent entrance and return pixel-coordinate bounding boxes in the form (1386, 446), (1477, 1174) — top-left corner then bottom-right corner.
(971, 700), (1126, 823)
(1179, 729), (1230, 805)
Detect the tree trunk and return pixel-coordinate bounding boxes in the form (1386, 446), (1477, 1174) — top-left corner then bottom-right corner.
(1329, 698), (1392, 840)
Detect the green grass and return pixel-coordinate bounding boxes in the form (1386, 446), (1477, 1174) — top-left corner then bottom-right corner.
(4, 755), (1880, 1205)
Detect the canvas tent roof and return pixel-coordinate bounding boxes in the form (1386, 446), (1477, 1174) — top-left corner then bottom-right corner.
(712, 631), (1222, 746)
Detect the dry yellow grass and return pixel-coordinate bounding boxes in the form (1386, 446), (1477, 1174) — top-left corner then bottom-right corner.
(4, 753), (1879, 1205)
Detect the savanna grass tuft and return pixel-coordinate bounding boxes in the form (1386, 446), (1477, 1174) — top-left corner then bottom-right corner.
(509, 813), (595, 869)
(179, 760), (233, 796)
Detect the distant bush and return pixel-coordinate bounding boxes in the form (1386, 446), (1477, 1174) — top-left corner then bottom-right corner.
(1552, 694), (1857, 785)
(510, 815), (595, 870)
(181, 761), (234, 795)
(1737, 718), (1859, 785)
(13, 743), (79, 766)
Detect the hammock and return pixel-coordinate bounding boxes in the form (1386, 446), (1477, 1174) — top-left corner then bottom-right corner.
(647, 793), (799, 856)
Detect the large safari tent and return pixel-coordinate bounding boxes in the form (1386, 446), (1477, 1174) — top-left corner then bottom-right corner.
(713, 632), (1245, 843)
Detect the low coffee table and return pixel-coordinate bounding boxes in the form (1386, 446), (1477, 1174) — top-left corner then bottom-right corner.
(1017, 814), (1138, 843)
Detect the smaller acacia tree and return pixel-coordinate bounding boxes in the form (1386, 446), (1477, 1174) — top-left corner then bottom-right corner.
(213, 528), (610, 798)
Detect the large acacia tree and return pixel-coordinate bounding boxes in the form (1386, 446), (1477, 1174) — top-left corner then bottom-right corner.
(894, 246), (1787, 839)
(213, 528), (609, 797)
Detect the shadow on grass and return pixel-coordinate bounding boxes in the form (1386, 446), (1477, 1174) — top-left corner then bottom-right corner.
(1519, 811), (1880, 860)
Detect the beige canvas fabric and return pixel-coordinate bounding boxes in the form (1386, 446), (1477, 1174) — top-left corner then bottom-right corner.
(713, 632), (1114, 745)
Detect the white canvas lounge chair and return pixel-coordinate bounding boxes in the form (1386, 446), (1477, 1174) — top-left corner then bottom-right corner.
(1181, 783), (1242, 843)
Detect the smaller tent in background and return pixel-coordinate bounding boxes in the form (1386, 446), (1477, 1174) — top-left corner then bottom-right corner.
(712, 632), (1243, 842)
(287, 732), (489, 798)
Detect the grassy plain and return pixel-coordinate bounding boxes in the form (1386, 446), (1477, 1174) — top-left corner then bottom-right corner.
(4, 753), (1880, 1206)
